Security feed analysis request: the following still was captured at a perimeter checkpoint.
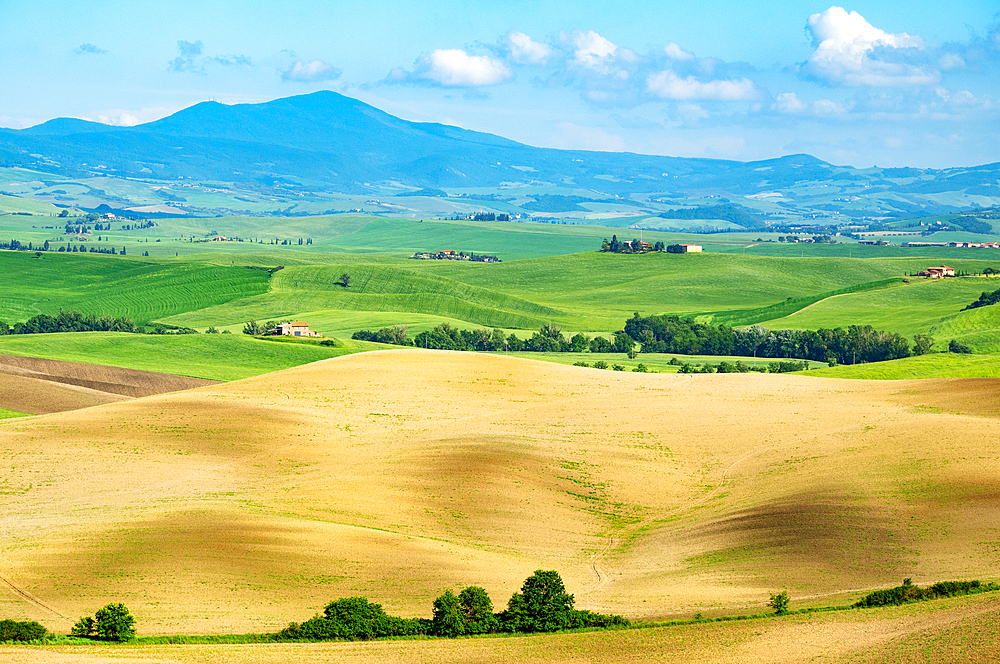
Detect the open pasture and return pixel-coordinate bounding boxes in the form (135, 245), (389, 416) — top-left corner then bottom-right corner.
(0, 251), (269, 325)
(1, 351), (997, 638)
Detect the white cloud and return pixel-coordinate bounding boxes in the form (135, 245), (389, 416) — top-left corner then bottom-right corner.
(507, 31), (552, 65)
(570, 30), (619, 70)
(773, 92), (808, 113)
(804, 6), (938, 86)
(812, 98), (848, 114)
(938, 53), (965, 70)
(646, 70), (756, 101)
(282, 59), (342, 82)
(664, 42), (694, 61)
(414, 49), (511, 86)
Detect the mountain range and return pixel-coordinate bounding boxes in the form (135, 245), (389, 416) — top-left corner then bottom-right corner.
(2, 91), (999, 220)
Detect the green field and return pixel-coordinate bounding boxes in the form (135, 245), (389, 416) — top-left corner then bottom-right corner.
(0, 332), (365, 381)
(0, 251), (269, 325)
(4, 210), (1000, 379)
(806, 352), (1000, 379)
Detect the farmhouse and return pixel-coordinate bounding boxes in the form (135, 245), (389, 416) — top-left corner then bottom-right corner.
(274, 321), (321, 337)
(917, 266), (955, 278)
(678, 244), (702, 253)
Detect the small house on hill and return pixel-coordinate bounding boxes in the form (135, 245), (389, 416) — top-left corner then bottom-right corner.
(917, 266), (955, 278)
(679, 244), (702, 253)
(274, 321), (321, 337)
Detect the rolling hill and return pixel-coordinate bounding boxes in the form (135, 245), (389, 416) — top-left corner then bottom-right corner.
(2, 351), (996, 640)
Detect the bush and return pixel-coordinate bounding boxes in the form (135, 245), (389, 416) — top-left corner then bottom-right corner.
(592, 360), (609, 370)
(853, 579), (996, 608)
(0, 619), (48, 642)
(71, 616), (95, 637)
(768, 591), (790, 615)
(948, 339), (973, 354)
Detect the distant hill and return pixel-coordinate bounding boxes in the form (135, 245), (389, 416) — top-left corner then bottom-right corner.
(1, 90), (998, 217)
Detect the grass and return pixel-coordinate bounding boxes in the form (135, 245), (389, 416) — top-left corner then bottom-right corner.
(0, 332), (364, 381)
(805, 352), (1000, 379)
(0, 251), (269, 325)
(0, 407), (30, 419)
(761, 276), (1000, 344)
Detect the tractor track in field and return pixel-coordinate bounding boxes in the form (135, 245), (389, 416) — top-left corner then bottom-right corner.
(0, 573), (66, 618)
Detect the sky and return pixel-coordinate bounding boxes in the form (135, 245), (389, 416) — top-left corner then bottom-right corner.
(2, 0), (998, 169)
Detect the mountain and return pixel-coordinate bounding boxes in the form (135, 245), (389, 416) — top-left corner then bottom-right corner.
(1, 91), (998, 218)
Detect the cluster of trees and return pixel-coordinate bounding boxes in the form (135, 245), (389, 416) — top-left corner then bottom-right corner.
(0, 619), (48, 642)
(353, 323), (636, 354)
(962, 286), (1000, 311)
(0, 239), (49, 251)
(0, 310), (137, 335)
(623, 314), (915, 365)
(599, 235), (664, 253)
(278, 570), (627, 642)
(56, 244), (127, 255)
(853, 579), (996, 609)
(71, 603), (135, 642)
(471, 212), (511, 221)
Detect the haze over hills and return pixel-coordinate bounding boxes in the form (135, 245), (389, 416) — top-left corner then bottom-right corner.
(2, 91), (999, 222)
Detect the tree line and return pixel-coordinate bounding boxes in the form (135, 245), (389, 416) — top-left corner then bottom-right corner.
(278, 570), (627, 641)
(0, 310), (137, 335)
(352, 322), (636, 354)
(623, 313), (915, 365)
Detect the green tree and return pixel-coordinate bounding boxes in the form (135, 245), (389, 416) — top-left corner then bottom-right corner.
(912, 334), (934, 356)
(71, 616), (95, 637)
(94, 603), (135, 641)
(338, 273), (351, 288)
(502, 570), (575, 633)
(768, 591), (790, 615)
(569, 332), (590, 352)
(432, 590), (466, 637)
(458, 586), (499, 634)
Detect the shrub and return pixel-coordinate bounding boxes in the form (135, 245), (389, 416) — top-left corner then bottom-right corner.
(948, 339), (973, 354)
(573, 361), (590, 367)
(71, 616), (95, 637)
(0, 619), (48, 642)
(592, 360), (609, 369)
(768, 591), (790, 615)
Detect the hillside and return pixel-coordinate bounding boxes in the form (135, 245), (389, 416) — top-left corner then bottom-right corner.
(2, 91), (999, 221)
(2, 351), (996, 638)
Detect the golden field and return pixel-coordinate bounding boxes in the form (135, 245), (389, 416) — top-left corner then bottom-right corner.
(1, 349), (998, 659)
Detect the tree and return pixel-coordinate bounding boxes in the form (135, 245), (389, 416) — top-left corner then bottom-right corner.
(458, 586), (498, 634)
(502, 570), (575, 633)
(94, 603), (135, 641)
(431, 590), (466, 637)
(912, 334), (934, 356)
(768, 591), (790, 615)
(71, 616), (95, 637)
(338, 273), (351, 288)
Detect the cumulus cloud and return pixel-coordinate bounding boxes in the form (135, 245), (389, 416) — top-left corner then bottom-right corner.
(282, 59), (342, 82)
(75, 43), (108, 55)
(507, 30), (552, 65)
(569, 30), (622, 72)
(803, 6), (938, 86)
(214, 55), (252, 67)
(773, 92), (808, 113)
(664, 42), (694, 61)
(169, 40), (205, 73)
(401, 49), (512, 86)
(646, 70), (756, 101)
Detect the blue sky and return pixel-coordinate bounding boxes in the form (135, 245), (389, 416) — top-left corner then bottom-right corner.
(2, 1), (998, 168)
